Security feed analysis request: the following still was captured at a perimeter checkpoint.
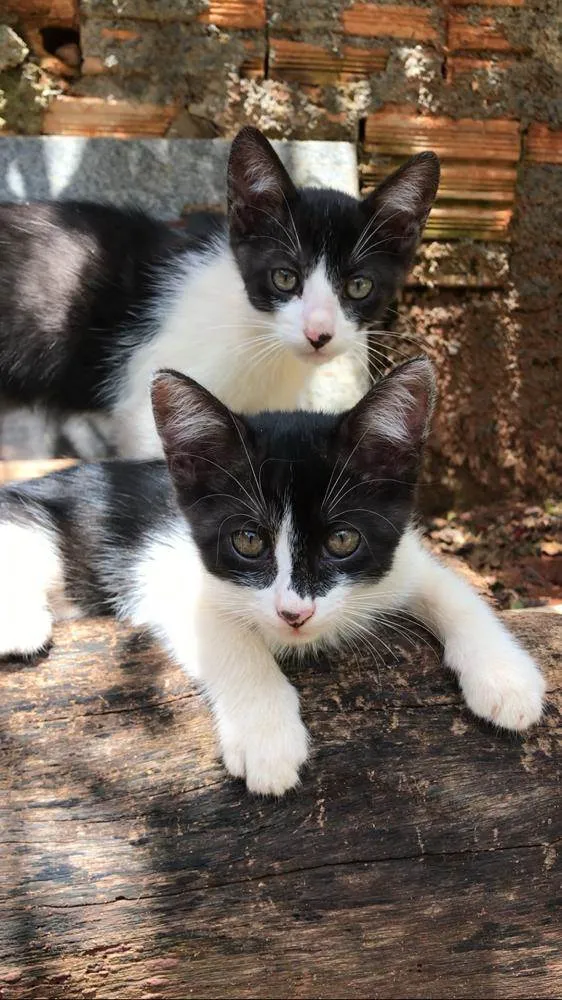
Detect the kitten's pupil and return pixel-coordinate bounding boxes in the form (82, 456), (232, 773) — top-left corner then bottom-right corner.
(345, 276), (373, 300)
(232, 528), (267, 558)
(272, 268), (298, 293)
(325, 527), (361, 558)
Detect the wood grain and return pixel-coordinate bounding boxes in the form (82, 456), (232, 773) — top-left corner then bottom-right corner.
(0, 612), (560, 998)
(0, 459), (77, 486)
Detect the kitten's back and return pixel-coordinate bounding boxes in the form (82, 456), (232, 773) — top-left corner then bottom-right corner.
(0, 202), (192, 410)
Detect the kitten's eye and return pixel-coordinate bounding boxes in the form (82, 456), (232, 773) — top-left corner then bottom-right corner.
(271, 268), (298, 293)
(345, 276), (373, 300)
(325, 528), (361, 558)
(231, 528), (267, 559)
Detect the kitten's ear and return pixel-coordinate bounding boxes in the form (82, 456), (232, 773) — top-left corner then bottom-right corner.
(361, 152), (440, 254)
(151, 370), (244, 483)
(338, 357), (436, 471)
(227, 126), (297, 232)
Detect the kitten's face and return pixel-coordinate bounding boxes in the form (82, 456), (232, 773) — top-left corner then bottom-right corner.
(152, 359), (435, 652)
(227, 127), (440, 364)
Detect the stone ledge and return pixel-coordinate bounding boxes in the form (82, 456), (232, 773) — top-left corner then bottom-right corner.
(0, 135), (359, 217)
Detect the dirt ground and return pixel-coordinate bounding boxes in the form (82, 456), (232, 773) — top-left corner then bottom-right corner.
(426, 499), (562, 611)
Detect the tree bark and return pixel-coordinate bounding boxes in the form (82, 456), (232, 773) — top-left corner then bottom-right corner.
(0, 612), (560, 999)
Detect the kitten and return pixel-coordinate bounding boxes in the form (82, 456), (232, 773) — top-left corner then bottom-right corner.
(0, 127), (439, 457)
(0, 358), (545, 795)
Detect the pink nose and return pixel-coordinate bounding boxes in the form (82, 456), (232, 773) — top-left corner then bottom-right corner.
(305, 330), (333, 351)
(277, 607), (314, 628)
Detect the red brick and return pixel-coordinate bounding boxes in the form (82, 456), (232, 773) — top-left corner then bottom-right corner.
(364, 108), (520, 161)
(2, 0), (78, 26)
(197, 0), (265, 30)
(424, 205), (513, 240)
(449, 0), (524, 5)
(269, 39), (387, 84)
(448, 55), (517, 83)
(526, 124), (562, 165)
(448, 13), (521, 53)
(364, 162), (517, 203)
(342, 4), (439, 42)
(43, 96), (178, 137)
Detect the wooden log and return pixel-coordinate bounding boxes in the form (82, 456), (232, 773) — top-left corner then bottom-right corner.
(0, 611), (560, 998)
(0, 459), (76, 486)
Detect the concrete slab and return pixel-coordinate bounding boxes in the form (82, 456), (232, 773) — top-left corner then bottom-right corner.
(0, 136), (359, 217)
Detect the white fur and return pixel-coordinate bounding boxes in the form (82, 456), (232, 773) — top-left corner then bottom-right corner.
(369, 360), (432, 445)
(263, 511), (315, 625)
(0, 522), (62, 657)
(0, 517), (544, 794)
(393, 531), (546, 731)
(112, 246), (368, 458)
(276, 258), (362, 363)
(123, 524), (544, 794)
(125, 525), (309, 796)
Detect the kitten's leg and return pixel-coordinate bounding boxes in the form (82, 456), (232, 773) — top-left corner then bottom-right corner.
(393, 530), (545, 730)
(0, 521), (62, 657)
(159, 613), (309, 795)
(129, 538), (309, 795)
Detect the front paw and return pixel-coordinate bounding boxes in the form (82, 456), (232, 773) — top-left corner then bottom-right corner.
(450, 638), (546, 731)
(219, 686), (310, 796)
(0, 604), (53, 659)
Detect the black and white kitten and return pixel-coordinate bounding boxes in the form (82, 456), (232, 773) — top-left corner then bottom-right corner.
(0, 127), (439, 457)
(0, 359), (544, 795)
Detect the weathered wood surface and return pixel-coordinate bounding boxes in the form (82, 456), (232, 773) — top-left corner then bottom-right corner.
(0, 613), (560, 999)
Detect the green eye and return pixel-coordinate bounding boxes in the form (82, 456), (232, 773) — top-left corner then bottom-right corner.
(325, 528), (361, 558)
(345, 276), (373, 300)
(272, 268), (298, 293)
(231, 528), (267, 559)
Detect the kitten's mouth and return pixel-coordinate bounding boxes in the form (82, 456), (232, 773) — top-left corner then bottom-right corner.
(276, 622), (317, 646)
(296, 345), (337, 365)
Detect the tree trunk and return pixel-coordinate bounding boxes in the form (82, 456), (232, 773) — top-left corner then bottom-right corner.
(1, 612), (560, 999)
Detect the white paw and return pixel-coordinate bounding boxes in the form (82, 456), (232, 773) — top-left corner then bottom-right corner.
(0, 603), (53, 658)
(449, 637), (546, 731)
(219, 685), (310, 796)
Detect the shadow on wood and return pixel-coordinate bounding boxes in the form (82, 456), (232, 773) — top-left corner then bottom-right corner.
(0, 612), (560, 999)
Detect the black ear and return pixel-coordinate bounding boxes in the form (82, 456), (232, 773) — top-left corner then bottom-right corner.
(337, 356), (436, 474)
(227, 126), (298, 235)
(151, 370), (245, 486)
(358, 152), (440, 256)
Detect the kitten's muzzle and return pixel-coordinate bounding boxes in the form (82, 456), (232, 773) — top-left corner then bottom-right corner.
(277, 607), (315, 629)
(305, 330), (332, 351)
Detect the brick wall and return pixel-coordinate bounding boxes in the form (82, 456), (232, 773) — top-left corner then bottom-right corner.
(0, 0), (561, 507)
